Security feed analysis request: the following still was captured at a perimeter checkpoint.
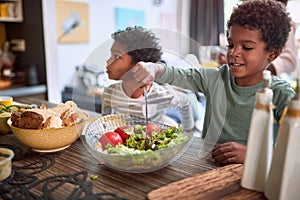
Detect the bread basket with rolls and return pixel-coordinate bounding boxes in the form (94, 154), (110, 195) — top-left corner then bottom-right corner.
(8, 101), (89, 152)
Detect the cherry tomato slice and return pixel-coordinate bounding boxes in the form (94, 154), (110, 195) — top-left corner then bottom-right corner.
(114, 125), (131, 142)
(99, 131), (123, 150)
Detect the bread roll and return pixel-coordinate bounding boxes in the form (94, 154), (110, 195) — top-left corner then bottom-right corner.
(11, 101), (88, 129)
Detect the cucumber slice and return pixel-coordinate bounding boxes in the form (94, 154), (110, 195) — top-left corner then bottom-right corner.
(0, 105), (6, 111)
(6, 105), (21, 112)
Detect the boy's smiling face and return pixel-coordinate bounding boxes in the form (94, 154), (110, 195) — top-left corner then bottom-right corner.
(226, 24), (278, 86)
(106, 41), (134, 80)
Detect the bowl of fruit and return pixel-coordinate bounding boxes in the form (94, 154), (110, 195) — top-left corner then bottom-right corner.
(83, 114), (193, 173)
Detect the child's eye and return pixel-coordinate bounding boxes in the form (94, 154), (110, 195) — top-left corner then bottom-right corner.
(243, 46), (254, 51)
(226, 44), (234, 49)
(114, 54), (120, 60)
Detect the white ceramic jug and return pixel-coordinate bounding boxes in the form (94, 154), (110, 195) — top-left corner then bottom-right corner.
(241, 70), (273, 192)
(264, 79), (300, 200)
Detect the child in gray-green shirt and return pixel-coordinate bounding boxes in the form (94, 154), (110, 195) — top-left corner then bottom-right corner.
(124, 0), (295, 165)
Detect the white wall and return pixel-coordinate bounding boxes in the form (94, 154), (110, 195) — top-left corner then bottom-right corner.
(287, 0), (300, 23)
(43, 0), (185, 103)
(42, 0), (59, 103)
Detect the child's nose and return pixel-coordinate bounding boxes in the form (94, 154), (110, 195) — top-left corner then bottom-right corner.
(106, 57), (113, 65)
(230, 47), (241, 58)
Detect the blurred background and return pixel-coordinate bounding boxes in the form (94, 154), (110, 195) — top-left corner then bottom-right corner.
(0, 0), (299, 105)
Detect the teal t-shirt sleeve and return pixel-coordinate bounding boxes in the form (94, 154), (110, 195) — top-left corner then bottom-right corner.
(271, 77), (295, 142)
(271, 77), (295, 122)
(156, 64), (220, 94)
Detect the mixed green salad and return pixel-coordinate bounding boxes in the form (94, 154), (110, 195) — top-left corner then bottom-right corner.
(91, 122), (191, 172)
(96, 123), (189, 155)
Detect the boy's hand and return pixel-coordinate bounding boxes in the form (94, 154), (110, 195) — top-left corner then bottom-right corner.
(121, 62), (158, 97)
(211, 142), (246, 165)
(131, 62), (165, 86)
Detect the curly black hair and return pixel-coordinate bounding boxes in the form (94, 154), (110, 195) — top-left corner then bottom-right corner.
(227, 0), (291, 52)
(111, 26), (163, 64)
(276, 0), (288, 6)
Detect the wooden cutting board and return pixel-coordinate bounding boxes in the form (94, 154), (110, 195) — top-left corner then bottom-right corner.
(147, 164), (266, 200)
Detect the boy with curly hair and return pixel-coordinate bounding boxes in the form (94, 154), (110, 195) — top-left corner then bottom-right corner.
(102, 26), (195, 131)
(126, 0), (295, 164)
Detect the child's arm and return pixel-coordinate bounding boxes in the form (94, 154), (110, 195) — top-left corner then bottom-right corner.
(211, 142), (246, 165)
(172, 89), (195, 131)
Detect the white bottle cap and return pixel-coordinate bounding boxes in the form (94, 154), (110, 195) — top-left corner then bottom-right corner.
(263, 70), (271, 80)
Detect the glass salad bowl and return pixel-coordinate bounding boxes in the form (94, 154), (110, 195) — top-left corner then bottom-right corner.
(83, 114), (193, 173)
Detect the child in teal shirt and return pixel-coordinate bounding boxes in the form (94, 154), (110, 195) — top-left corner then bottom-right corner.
(124, 0), (295, 165)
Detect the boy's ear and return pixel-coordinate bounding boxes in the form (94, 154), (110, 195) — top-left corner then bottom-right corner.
(268, 49), (280, 62)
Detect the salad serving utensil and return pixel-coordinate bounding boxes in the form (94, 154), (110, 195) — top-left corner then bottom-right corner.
(143, 86), (150, 140)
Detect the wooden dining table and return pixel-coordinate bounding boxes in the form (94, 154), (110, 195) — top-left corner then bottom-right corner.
(0, 97), (266, 200)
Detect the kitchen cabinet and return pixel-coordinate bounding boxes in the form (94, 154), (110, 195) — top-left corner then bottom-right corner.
(3, 0), (47, 97)
(0, 0), (22, 22)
